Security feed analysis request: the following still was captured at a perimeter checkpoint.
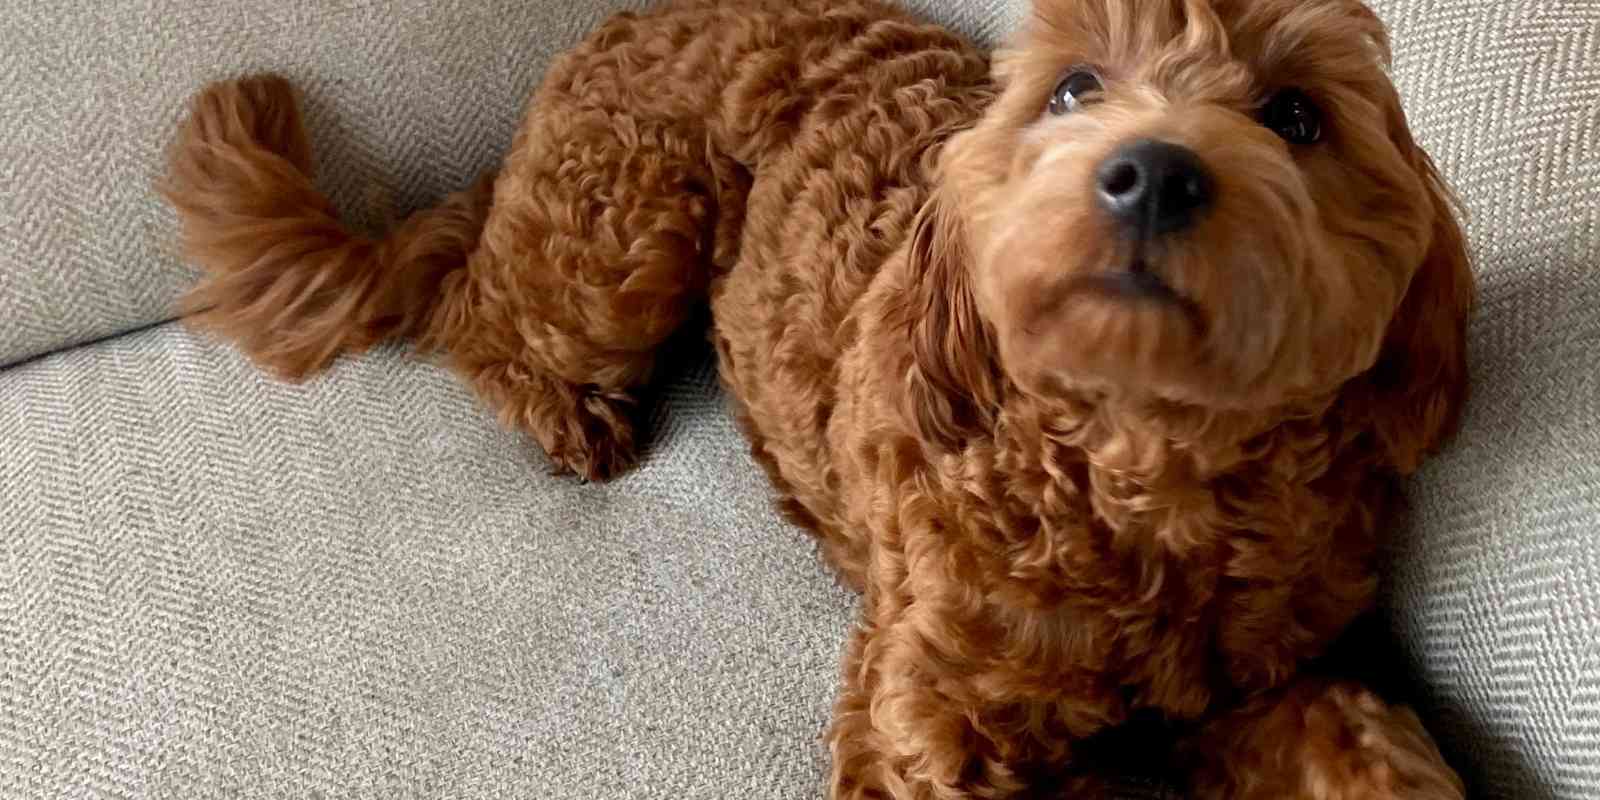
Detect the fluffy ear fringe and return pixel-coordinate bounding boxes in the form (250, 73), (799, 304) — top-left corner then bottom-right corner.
(896, 193), (1001, 450)
(1361, 147), (1476, 474)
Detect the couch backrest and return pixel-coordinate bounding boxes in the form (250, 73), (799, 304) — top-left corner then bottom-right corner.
(0, 0), (667, 366)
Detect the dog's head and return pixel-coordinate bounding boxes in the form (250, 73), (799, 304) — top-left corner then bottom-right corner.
(904, 0), (1473, 471)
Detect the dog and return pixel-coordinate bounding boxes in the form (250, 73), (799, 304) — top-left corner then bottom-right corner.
(161, 0), (1475, 796)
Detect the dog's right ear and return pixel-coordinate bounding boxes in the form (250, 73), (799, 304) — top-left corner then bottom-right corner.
(897, 191), (1000, 450)
(1362, 140), (1476, 474)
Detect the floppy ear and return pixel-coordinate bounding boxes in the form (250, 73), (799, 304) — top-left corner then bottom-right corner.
(1364, 147), (1476, 474)
(896, 192), (1001, 450)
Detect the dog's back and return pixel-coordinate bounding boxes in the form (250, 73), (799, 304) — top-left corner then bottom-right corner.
(162, 0), (988, 499)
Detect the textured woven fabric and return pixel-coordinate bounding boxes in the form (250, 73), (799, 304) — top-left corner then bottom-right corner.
(1366, 1), (1600, 799)
(2, 0), (1597, 798)
(0, 0), (1019, 368)
(0, 323), (852, 798)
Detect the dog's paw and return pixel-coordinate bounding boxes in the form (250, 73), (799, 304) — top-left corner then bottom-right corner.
(1330, 690), (1466, 800)
(523, 378), (640, 483)
(1187, 681), (1465, 800)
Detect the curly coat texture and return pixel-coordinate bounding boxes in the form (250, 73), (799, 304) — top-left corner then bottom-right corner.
(161, 0), (1475, 797)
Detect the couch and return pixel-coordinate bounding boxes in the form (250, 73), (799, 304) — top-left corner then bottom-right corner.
(2, 0), (1595, 797)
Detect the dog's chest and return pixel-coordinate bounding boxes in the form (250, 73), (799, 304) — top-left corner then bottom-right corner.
(882, 429), (1383, 714)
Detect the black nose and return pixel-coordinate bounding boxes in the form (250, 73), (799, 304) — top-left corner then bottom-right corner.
(1095, 139), (1214, 235)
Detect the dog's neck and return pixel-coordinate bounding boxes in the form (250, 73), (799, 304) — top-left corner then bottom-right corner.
(899, 382), (1374, 621)
(994, 386), (1350, 483)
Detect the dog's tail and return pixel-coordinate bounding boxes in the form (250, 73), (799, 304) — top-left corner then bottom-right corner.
(160, 74), (494, 381)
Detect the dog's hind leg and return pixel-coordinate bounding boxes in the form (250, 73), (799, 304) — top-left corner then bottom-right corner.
(431, 24), (750, 481)
(161, 62), (727, 485)
(429, 0), (932, 481)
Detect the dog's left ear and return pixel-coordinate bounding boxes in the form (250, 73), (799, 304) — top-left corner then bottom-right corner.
(896, 191), (1000, 450)
(1363, 129), (1476, 474)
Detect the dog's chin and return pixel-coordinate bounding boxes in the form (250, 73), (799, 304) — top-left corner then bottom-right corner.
(996, 286), (1221, 407)
(1048, 268), (1206, 330)
(986, 253), (1298, 410)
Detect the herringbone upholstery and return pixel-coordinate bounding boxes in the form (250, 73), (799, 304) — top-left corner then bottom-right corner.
(0, 325), (865, 799)
(1371, 2), (1600, 798)
(1, 0), (1596, 798)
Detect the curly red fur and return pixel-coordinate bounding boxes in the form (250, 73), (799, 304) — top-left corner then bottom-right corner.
(1186, 678), (1466, 799)
(161, 0), (1475, 796)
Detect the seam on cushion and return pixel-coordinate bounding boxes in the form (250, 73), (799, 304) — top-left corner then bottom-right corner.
(0, 315), (187, 375)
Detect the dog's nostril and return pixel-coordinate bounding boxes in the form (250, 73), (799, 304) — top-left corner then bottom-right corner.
(1163, 172), (1207, 211)
(1101, 162), (1142, 198)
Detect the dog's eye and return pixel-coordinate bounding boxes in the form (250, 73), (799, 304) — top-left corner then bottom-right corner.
(1048, 70), (1102, 115)
(1261, 89), (1322, 144)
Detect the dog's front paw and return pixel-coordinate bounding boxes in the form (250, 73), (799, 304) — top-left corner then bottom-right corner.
(1330, 689), (1465, 800)
(1187, 680), (1464, 800)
